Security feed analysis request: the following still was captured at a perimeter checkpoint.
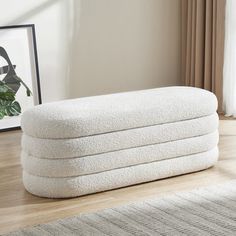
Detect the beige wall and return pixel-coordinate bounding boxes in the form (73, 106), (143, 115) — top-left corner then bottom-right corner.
(69, 0), (182, 98)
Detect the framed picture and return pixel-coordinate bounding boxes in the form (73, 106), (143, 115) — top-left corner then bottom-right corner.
(0, 24), (41, 131)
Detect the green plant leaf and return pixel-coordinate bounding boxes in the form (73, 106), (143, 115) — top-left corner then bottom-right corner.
(5, 101), (21, 116)
(0, 85), (8, 93)
(0, 80), (16, 102)
(0, 98), (21, 119)
(0, 91), (15, 101)
(0, 99), (7, 119)
(0, 73), (29, 119)
(0, 99), (9, 106)
(0, 108), (5, 119)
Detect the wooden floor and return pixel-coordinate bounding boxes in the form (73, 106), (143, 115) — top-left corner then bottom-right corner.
(1, 119), (236, 234)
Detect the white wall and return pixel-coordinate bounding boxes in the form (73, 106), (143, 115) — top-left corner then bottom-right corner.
(0, 0), (181, 102)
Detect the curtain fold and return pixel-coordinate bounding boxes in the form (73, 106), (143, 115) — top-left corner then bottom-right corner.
(223, 0), (236, 117)
(181, 0), (226, 112)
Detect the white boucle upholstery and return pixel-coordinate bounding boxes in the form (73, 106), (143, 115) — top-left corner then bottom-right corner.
(21, 86), (219, 198)
(21, 87), (217, 139)
(22, 113), (218, 158)
(23, 148), (218, 198)
(22, 131), (218, 177)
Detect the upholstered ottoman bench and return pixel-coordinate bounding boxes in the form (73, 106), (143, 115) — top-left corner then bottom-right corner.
(21, 86), (219, 198)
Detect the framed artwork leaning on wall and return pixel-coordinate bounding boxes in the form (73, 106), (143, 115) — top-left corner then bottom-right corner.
(0, 24), (41, 131)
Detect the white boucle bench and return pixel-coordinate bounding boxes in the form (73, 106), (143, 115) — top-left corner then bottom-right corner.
(21, 86), (219, 198)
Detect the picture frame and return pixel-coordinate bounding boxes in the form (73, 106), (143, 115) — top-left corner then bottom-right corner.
(0, 24), (41, 132)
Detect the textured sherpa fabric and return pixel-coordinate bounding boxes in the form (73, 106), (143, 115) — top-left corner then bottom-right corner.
(21, 87), (217, 139)
(22, 113), (218, 158)
(23, 147), (218, 198)
(22, 131), (218, 177)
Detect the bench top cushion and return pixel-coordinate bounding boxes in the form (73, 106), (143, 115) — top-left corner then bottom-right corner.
(21, 86), (217, 139)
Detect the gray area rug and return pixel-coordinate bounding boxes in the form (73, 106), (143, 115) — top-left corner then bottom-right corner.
(4, 180), (236, 236)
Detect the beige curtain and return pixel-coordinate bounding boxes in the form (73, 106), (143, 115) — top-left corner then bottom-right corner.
(181, 0), (226, 112)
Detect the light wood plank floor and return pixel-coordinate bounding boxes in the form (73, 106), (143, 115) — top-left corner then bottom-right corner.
(0, 119), (236, 234)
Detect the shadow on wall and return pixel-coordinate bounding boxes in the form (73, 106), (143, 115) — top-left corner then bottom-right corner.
(5, 0), (61, 26)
